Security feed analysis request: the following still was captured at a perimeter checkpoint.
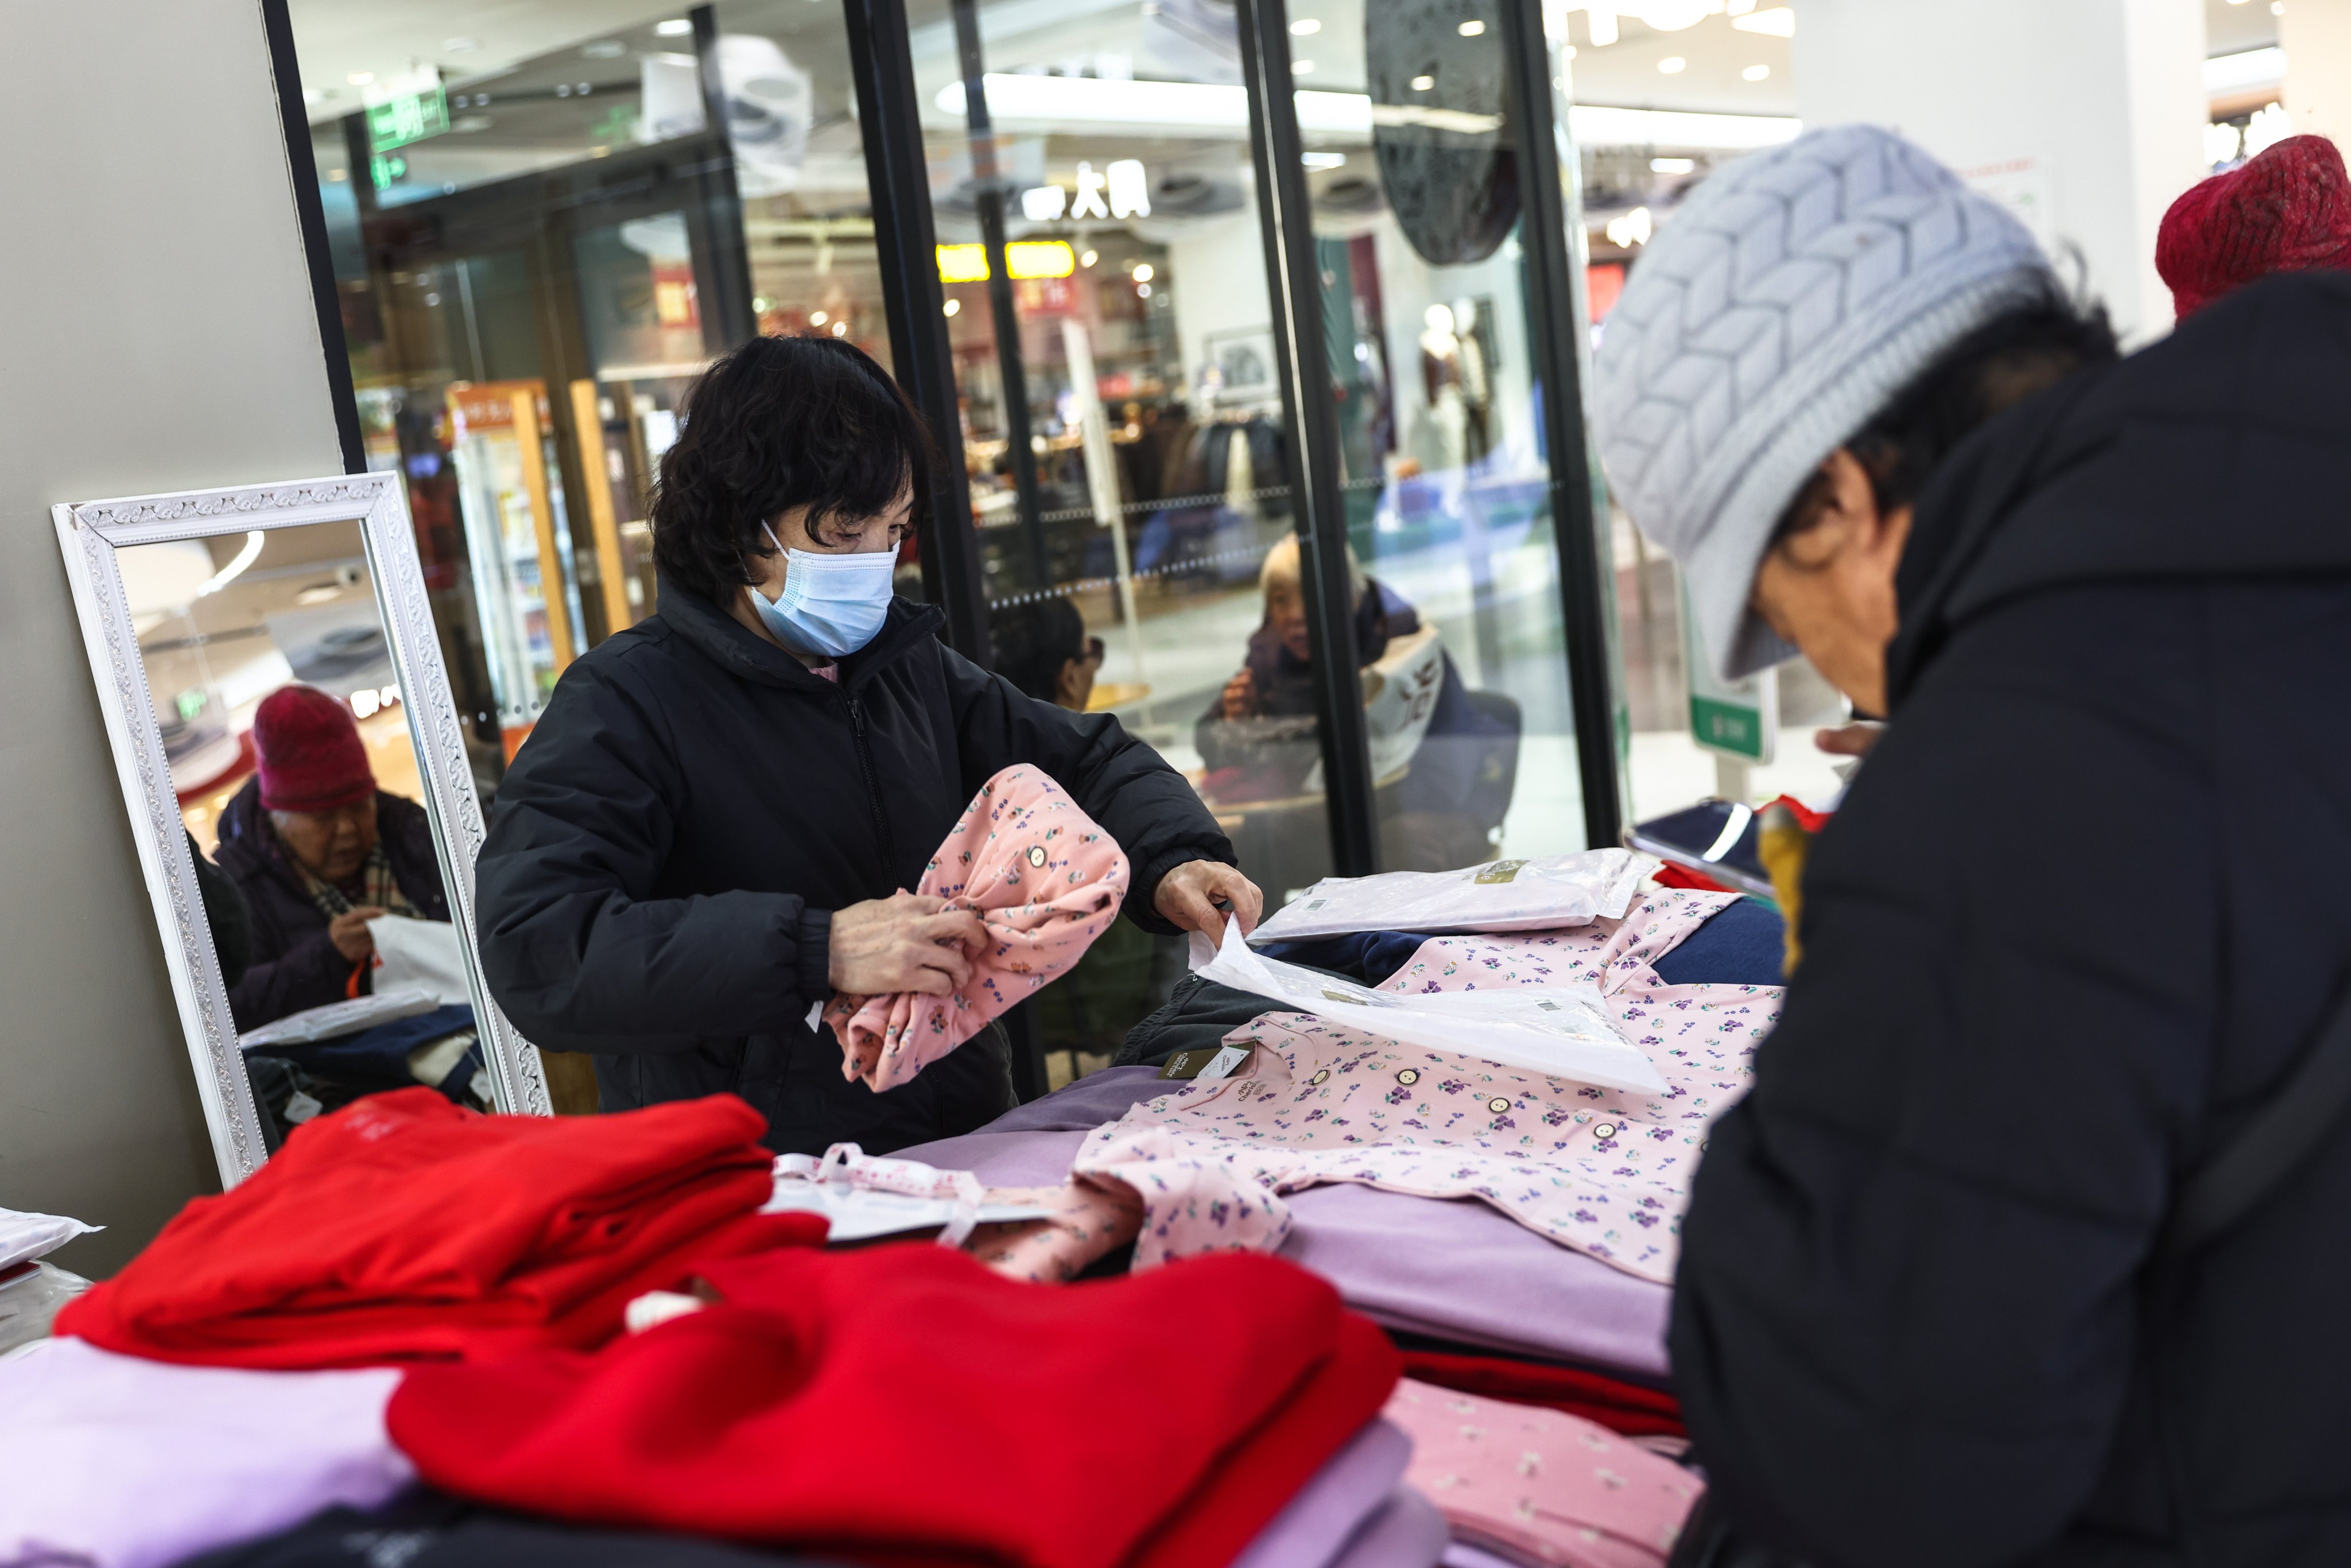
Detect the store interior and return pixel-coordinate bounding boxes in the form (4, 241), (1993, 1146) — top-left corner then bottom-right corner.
(10, 0), (2345, 1561)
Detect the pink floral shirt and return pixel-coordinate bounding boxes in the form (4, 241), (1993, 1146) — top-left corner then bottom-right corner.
(1076, 890), (1782, 1282)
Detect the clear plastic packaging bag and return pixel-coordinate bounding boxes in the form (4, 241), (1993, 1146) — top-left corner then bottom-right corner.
(1250, 849), (1652, 944)
(0, 1262), (92, 1356)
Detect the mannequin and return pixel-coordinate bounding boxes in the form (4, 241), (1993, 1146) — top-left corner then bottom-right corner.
(1451, 297), (1493, 464)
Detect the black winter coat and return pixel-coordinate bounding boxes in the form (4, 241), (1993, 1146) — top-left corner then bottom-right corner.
(212, 778), (450, 1031)
(1671, 272), (2351, 1567)
(473, 577), (1235, 1154)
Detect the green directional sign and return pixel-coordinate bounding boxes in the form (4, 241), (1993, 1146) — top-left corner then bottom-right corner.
(364, 69), (448, 153)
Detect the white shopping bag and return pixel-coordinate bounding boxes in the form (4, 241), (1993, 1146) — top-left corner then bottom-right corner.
(1190, 919), (1667, 1095)
(367, 916), (473, 1007)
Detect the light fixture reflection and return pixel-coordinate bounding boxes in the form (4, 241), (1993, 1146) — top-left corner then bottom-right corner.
(196, 532), (265, 599)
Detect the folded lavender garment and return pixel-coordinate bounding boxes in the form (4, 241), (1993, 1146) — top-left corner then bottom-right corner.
(901, 1070), (1673, 1379)
(1233, 1419), (1411, 1568)
(1341, 1489), (1450, 1568)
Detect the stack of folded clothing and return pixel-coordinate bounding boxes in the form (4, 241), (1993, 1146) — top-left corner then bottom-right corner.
(7, 1090), (1418, 1568)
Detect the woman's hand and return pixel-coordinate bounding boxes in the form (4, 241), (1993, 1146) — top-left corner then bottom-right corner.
(329, 907), (386, 964)
(827, 892), (989, 996)
(1153, 860), (1264, 944)
(1814, 720), (1884, 759)
(1220, 667), (1258, 720)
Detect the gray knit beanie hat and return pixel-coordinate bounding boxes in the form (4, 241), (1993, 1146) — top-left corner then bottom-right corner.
(1593, 125), (2053, 681)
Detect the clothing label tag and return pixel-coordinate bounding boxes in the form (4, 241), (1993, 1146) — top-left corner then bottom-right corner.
(1473, 859), (1527, 884)
(1196, 1044), (1252, 1081)
(282, 1090), (324, 1125)
(1158, 1043), (1255, 1081)
(467, 1068), (494, 1105)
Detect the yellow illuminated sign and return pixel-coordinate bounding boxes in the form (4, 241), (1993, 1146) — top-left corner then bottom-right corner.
(935, 241), (1077, 282)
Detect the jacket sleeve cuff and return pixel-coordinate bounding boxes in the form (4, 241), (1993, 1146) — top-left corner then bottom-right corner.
(794, 907), (834, 1002)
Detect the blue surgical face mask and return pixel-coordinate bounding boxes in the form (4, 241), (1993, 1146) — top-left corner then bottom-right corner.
(746, 523), (899, 658)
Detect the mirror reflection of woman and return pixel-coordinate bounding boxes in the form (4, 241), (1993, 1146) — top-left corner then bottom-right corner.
(475, 336), (1259, 1152)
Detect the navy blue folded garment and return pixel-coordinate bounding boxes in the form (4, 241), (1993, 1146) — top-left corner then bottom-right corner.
(257, 1004), (479, 1097)
(1254, 930), (1428, 986)
(1652, 898), (1786, 987)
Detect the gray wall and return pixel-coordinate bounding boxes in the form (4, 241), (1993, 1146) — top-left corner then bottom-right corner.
(0, 0), (342, 1275)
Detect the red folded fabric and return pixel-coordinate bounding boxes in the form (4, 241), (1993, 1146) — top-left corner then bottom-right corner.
(1398, 1348), (1685, 1439)
(389, 1244), (1400, 1568)
(56, 1088), (799, 1369)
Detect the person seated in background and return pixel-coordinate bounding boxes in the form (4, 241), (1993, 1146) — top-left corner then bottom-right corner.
(1197, 535), (1507, 871)
(213, 684), (449, 1032)
(988, 596), (1156, 1082)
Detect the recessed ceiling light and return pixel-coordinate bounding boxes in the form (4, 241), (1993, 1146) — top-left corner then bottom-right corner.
(1080, 249), (1099, 267)
(1658, 56), (1687, 73)
(1293, 58), (1315, 73)
(346, 70), (373, 86)
(1410, 73), (1435, 91)
(1458, 18), (1486, 35)
(810, 310), (829, 325)
(1742, 63), (1770, 80)
(1651, 156), (1696, 173)
(1290, 17), (1321, 34)
(1132, 262), (1155, 281)
(1730, 6), (1795, 37)
(655, 18), (695, 36)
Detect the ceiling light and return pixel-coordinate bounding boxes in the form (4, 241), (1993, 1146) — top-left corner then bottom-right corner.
(1290, 17), (1321, 33)
(934, 75), (1803, 150)
(1301, 150), (1347, 168)
(1131, 262), (1154, 281)
(810, 310), (828, 325)
(197, 532), (265, 598)
(655, 17), (694, 35)
(1658, 56), (1687, 73)
(1080, 249), (1099, 267)
(2205, 46), (2286, 95)
(1731, 6), (1794, 36)
(1137, 282), (1153, 297)
(943, 298), (961, 316)
(1636, 0), (1715, 29)
(1293, 59), (1315, 73)
(1458, 19), (1486, 35)
(1587, 6), (1619, 45)
(347, 70), (374, 85)
(1651, 156), (1696, 173)
(831, 321), (847, 336)
(1742, 63), (1770, 80)
(1410, 74), (1436, 91)
(1605, 205), (1653, 248)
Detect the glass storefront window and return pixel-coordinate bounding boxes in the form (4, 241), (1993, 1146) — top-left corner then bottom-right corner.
(1287, 0), (1589, 868)
(911, 0), (1346, 924)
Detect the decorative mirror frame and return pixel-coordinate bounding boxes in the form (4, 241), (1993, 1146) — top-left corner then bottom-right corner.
(53, 472), (553, 1186)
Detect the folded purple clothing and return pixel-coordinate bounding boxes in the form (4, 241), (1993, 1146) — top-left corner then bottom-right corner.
(1233, 1419), (1411, 1568)
(1345, 1489), (1450, 1568)
(902, 1073), (1674, 1379)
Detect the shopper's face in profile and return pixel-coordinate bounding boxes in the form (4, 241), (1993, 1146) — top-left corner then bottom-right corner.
(1749, 447), (1911, 715)
(1266, 577), (1312, 662)
(1058, 636), (1103, 711)
(272, 797), (379, 883)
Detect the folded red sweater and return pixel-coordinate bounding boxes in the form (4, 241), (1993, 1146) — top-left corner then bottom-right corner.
(1398, 1347), (1686, 1438)
(56, 1088), (800, 1368)
(390, 1244), (1400, 1568)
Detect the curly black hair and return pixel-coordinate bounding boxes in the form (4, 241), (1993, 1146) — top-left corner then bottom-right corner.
(650, 334), (934, 602)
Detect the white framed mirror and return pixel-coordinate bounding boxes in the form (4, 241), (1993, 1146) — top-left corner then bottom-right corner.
(53, 473), (553, 1186)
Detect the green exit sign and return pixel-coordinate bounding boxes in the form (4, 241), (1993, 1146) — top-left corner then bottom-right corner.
(364, 69), (448, 153)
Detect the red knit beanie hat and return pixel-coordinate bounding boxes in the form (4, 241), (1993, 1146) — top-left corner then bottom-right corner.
(252, 685), (374, 812)
(2157, 134), (2351, 319)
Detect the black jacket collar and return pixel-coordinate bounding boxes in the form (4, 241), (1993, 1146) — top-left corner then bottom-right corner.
(655, 571), (947, 696)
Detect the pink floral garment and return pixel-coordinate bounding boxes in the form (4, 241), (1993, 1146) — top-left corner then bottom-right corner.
(1074, 889), (1780, 1282)
(825, 766), (1128, 1092)
(1385, 1379), (1702, 1567)
(965, 1130), (1295, 1282)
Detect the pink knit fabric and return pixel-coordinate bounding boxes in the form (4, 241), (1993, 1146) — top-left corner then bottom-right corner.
(824, 766), (1129, 1093)
(1386, 1379), (1702, 1566)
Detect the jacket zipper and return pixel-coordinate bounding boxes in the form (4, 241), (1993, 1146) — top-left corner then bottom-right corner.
(842, 693), (899, 887)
